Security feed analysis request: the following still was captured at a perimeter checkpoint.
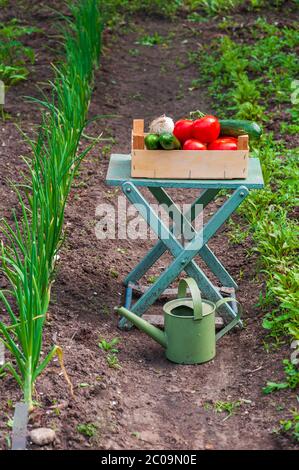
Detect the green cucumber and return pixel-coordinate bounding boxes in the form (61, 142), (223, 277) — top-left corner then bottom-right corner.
(145, 133), (160, 150)
(219, 120), (262, 140)
(159, 133), (181, 150)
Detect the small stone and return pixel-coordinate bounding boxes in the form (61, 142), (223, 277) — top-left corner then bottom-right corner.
(205, 443), (214, 450)
(30, 428), (56, 446)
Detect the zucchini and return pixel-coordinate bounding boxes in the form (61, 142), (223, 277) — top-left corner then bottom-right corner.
(219, 120), (262, 140)
(145, 134), (160, 150)
(159, 133), (181, 150)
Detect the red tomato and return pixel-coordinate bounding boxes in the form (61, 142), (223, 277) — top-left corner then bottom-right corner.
(183, 139), (207, 151)
(192, 115), (220, 143)
(215, 136), (238, 143)
(173, 119), (194, 144)
(208, 138), (238, 150)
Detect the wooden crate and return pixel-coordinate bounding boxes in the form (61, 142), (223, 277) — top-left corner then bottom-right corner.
(131, 119), (249, 179)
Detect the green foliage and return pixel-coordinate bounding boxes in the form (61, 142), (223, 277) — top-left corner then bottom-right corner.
(102, 0), (183, 22)
(197, 20), (299, 120)
(214, 400), (241, 420)
(0, 19), (39, 87)
(77, 423), (98, 438)
(187, 12), (209, 22)
(263, 360), (299, 394)
(98, 335), (122, 369)
(194, 14), (299, 438)
(188, 0), (242, 15)
(281, 107), (299, 135)
(98, 337), (120, 353)
(136, 33), (165, 47)
(196, 19), (299, 342)
(280, 409), (299, 442)
(106, 353), (122, 369)
(186, 0), (297, 14)
(239, 141), (299, 339)
(0, 0), (103, 408)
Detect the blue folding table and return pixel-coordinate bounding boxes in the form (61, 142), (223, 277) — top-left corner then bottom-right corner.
(106, 154), (264, 329)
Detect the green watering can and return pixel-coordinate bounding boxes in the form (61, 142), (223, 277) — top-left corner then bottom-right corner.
(117, 278), (240, 364)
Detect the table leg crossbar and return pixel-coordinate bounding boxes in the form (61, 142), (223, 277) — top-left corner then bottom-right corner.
(119, 182), (249, 330)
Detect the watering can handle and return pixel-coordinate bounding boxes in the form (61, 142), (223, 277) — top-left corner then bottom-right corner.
(178, 278), (202, 321)
(215, 298), (242, 341)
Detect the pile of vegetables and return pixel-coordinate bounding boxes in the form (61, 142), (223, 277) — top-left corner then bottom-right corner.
(145, 114), (262, 151)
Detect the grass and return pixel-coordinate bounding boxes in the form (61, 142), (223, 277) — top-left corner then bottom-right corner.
(184, 0), (295, 15)
(194, 13), (299, 440)
(103, 0), (184, 23)
(0, 0), (103, 409)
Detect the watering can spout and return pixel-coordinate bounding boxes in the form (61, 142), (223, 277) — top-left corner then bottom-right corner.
(117, 307), (167, 348)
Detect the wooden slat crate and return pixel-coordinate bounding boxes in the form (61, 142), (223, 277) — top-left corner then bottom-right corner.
(131, 119), (249, 179)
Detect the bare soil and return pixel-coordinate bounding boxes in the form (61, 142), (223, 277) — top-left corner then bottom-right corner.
(0, 1), (298, 450)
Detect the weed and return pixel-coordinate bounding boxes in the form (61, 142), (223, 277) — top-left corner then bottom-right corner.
(98, 337), (120, 353)
(187, 12), (209, 22)
(227, 220), (249, 245)
(214, 400), (241, 420)
(203, 402), (212, 411)
(0, 19), (39, 88)
(188, 78), (201, 92)
(263, 360), (299, 394)
(102, 305), (111, 316)
(131, 92), (143, 101)
(192, 0), (243, 15)
(276, 404), (285, 412)
(128, 48), (139, 56)
(117, 247), (127, 254)
(106, 353), (122, 369)
(136, 32), (165, 47)
(5, 433), (11, 449)
(77, 422), (97, 438)
(53, 407), (61, 416)
(6, 416), (13, 429)
(109, 268), (119, 278)
(6, 399), (13, 409)
(100, 144), (112, 158)
(103, 0), (183, 21)
(280, 409), (299, 442)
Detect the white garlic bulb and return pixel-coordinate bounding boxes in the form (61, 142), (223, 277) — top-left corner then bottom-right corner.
(149, 115), (174, 135)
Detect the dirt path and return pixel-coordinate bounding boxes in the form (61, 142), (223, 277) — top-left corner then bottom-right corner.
(0, 6), (297, 450)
